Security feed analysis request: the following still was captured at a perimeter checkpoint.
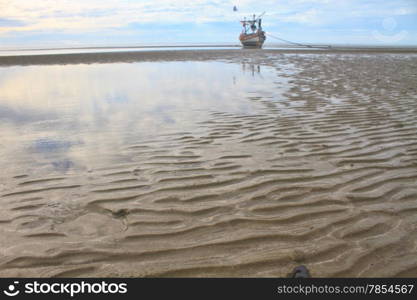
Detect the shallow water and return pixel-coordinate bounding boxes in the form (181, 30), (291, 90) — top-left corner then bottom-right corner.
(0, 61), (281, 177)
(0, 45), (323, 57)
(1, 52), (417, 277)
(0, 47), (240, 57)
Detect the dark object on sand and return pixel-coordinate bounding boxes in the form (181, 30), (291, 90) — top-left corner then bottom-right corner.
(291, 265), (311, 278)
(111, 208), (129, 218)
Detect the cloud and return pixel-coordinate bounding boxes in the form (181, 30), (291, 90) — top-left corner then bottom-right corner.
(0, 0), (238, 34)
(0, 17), (26, 27)
(0, 0), (416, 45)
(280, 9), (322, 25)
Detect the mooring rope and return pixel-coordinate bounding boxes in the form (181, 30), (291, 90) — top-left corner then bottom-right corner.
(265, 32), (331, 49)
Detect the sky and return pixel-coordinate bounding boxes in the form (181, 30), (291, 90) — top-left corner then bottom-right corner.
(0, 0), (416, 48)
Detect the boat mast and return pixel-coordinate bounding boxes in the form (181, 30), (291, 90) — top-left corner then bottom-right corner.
(241, 12), (265, 34)
(241, 17), (248, 34)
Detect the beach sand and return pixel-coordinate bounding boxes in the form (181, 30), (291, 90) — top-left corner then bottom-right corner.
(0, 49), (417, 277)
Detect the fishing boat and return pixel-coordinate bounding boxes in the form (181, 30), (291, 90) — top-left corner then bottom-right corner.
(239, 13), (266, 48)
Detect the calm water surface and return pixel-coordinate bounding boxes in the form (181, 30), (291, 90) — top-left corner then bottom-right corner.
(0, 61), (281, 178)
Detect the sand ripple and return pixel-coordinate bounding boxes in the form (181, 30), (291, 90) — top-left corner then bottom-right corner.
(1, 51), (417, 277)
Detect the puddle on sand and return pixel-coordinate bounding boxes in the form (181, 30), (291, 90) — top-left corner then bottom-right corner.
(0, 61), (285, 177)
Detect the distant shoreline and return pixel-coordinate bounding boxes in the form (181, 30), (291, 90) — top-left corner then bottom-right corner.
(1, 44), (417, 52)
(0, 44), (241, 52)
(0, 48), (417, 66)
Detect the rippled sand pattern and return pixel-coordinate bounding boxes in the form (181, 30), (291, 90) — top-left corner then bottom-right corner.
(1, 52), (417, 277)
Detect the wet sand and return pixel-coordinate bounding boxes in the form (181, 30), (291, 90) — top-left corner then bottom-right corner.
(1, 49), (417, 277)
(1, 47), (417, 66)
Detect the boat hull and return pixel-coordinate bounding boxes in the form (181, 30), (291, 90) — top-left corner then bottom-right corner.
(239, 32), (266, 48)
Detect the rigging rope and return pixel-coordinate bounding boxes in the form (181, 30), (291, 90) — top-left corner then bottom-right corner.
(265, 32), (331, 49)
